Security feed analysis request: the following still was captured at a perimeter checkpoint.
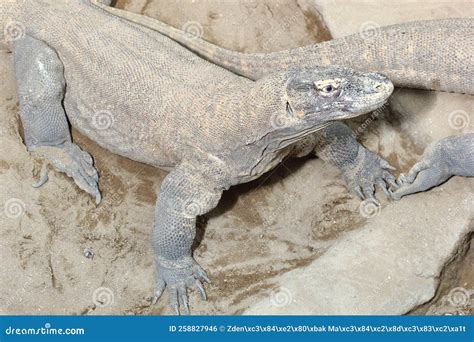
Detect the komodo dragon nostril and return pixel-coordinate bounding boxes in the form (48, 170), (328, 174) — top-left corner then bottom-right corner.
(375, 83), (385, 92)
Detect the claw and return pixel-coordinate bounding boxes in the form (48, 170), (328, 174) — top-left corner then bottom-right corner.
(32, 165), (49, 188)
(172, 304), (180, 316)
(353, 185), (364, 200)
(95, 192), (102, 205)
(153, 278), (166, 304)
(176, 284), (190, 315)
(397, 173), (408, 186)
(362, 185), (376, 202)
(380, 159), (396, 171)
(194, 280), (207, 300)
(376, 180), (391, 198)
(195, 267), (211, 284)
(383, 172), (399, 190)
(180, 296), (190, 315)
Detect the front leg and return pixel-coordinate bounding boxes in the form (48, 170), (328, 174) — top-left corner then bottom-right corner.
(152, 159), (226, 314)
(12, 35), (100, 202)
(392, 134), (474, 200)
(307, 122), (397, 201)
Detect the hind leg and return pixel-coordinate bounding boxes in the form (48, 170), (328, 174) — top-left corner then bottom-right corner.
(12, 35), (101, 203)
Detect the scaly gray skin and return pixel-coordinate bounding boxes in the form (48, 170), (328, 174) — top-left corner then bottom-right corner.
(135, 15), (473, 94)
(107, 9), (473, 200)
(93, 2), (402, 203)
(1, 0), (394, 314)
(391, 134), (474, 200)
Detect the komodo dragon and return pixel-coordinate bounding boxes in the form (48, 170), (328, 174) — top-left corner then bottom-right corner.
(110, 9), (474, 196)
(95, 4), (474, 196)
(1, 0), (395, 313)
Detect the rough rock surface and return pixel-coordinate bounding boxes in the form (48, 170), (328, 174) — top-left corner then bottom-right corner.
(0, 0), (472, 315)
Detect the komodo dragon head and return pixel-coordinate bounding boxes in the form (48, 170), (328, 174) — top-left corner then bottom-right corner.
(232, 66), (393, 180)
(245, 66), (393, 147)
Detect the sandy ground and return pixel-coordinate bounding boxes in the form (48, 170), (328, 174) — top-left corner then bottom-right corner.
(0, 0), (472, 315)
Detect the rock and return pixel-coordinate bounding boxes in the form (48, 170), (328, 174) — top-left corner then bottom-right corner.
(244, 184), (473, 314)
(313, 0), (473, 38)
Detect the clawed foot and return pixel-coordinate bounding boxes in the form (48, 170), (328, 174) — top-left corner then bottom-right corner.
(153, 257), (210, 315)
(388, 137), (462, 200)
(343, 148), (398, 203)
(390, 160), (446, 200)
(30, 142), (101, 204)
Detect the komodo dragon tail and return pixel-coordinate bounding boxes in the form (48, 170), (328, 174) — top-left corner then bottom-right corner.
(92, 1), (474, 95)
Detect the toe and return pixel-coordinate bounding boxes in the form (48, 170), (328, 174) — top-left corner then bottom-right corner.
(186, 277), (207, 301)
(194, 280), (207, 300)
(350, 184), (365, 200)
(194, 266), (211, 284)
(362, 185), (376, 202)
(169, 287), (180, 315)
(376, 179), (391, 197)
(71, 170), (101, 201)
(153, 278), (166, 304)
(177, 285), (190, 315)
(32, 166), (49, 188)
(380, 159), (396, 171)
(382, 171), (399, 189)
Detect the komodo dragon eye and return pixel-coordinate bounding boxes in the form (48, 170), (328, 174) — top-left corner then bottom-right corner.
(322, 85), (334, 92)
(314, 78), (342, 96)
